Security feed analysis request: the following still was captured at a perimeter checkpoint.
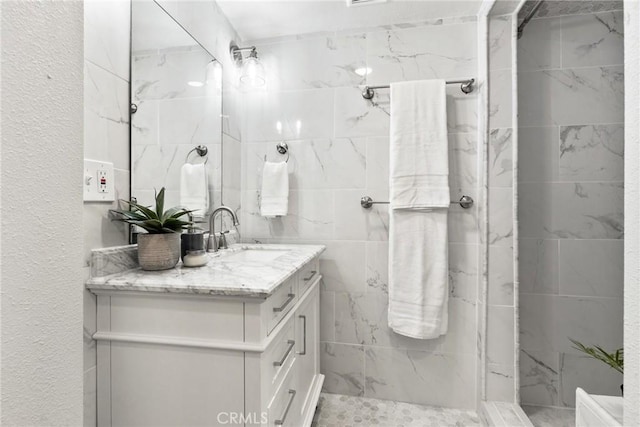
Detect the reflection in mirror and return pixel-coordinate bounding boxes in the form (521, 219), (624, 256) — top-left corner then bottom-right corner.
(130, 0), (222, 228)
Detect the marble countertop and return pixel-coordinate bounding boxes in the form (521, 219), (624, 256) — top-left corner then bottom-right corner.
(86, 244), (325, 298)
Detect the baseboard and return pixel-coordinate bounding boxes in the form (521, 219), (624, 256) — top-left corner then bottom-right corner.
(301, 374), (325, 427)
(481, 401), (534, 427)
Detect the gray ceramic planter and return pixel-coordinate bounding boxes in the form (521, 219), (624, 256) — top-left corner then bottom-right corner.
(137, 233), (181, 271)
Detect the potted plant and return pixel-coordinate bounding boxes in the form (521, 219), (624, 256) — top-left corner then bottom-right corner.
(111, 188), (193, 271)
(570, 338), (623, 394)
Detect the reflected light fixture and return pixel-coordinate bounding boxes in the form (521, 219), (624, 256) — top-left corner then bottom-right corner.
(354, 67), (372, 77)
(230, 42), (266, 88)
(205, 59), (223, 91)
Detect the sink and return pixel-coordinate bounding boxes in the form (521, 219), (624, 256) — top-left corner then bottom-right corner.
(222, 248), (290, 263)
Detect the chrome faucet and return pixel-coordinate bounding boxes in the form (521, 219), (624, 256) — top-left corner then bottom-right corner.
(207, 206), (240, 252)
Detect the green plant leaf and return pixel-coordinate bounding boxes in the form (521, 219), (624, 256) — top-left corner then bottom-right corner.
(163, 218), (192, 231)
(128, 201), (159, 220)
(155, 188), (165, 220)
(109, 188), (192, 233)
(110, 209), (147, 221)
(124, 219), (166, 233)
(570, 339), (623, 374)
(161, 206), (192, 222)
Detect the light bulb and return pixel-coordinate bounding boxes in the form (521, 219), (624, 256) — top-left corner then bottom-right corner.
(240, 56), (266, 88)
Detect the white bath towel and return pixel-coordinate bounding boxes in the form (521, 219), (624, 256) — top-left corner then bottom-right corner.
(180, 163), (209, 218)
(388, 79), (450, 339)
(260, 161), (289, 217)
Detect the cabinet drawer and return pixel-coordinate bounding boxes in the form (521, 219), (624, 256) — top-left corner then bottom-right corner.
(265, 278), (297, 335)
(297, 257), (319, 297)
(261, 315), (295, 400)
(268, 360), (299, 427)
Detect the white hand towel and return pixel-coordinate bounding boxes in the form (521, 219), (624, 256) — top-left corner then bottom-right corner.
(180, 163), (209, 217)
(260, 161), (289, 217)
(388, 80), (450, 339)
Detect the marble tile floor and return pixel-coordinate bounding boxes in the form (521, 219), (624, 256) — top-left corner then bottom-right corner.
(311, 393), (481, 427)
(522, 405), (575, 427)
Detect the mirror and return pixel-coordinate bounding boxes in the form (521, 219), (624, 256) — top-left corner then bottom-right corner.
(130, 0), (222, 223)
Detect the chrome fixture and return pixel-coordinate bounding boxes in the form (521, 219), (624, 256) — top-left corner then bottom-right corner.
(276, 142), (290, 162)
(230, 42), (266, 88)
(517, 1), (544, 39)
(361, 78), (475, 99)
(207, 206), (240, 252)
(185, 145), (208, 164)
(360, 195), (474, 209)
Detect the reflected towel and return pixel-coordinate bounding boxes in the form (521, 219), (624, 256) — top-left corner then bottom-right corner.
(260, 161), (289, 217)
(388, 79), (450, 339)
(180, 163), (209, 218)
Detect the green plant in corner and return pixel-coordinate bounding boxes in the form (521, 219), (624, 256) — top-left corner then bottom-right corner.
(110, 187), (193, 233)
(570, 338), (623, 374)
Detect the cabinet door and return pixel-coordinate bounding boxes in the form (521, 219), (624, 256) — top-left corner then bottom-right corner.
(109, 342), (244, 427)
(295, 283), (320, 423)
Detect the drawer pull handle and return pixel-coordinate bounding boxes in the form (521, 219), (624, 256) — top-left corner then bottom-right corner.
(303, 270), (317, 282)
(273, 340), (295, 367)
(273, 293), (295, 313)
(298, 315), (307, 356)
(275, 389), (296, 425)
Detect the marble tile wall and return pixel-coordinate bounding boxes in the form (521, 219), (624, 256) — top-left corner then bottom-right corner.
(240, 18), (480, 409)
(155, 0), (244, 231)
(517, 10), (624, 409)
(82, 1), (131, 425)
(485, 13), (517, 404)
(131, 46), (223, 214)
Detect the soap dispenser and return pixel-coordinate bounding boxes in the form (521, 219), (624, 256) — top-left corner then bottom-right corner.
(180, 216), (205, 263)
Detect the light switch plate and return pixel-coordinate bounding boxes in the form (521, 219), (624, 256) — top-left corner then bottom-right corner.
(84, 159), (115, 202)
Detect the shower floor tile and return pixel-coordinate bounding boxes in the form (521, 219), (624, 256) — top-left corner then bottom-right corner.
(311, 393), (481, 427)
(522, 405), (575, 427)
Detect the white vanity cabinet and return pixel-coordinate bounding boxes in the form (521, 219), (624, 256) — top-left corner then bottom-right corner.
(90, 248), (323, 427)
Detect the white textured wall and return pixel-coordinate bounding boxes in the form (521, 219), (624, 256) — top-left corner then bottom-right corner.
(1, 1), (84, 424)
(624, 1), (640, 424)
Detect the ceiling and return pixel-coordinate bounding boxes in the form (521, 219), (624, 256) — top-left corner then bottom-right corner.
(132, 0), (199, 52)
(217, 0), (484, 42)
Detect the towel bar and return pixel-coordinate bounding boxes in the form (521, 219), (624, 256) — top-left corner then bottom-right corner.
(360, 195), (473, 209)
(361, 78), (475, 99)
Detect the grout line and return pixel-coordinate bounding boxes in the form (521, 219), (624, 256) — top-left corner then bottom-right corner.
(517, 64), (624, 73)
(518, 123), (624, 128)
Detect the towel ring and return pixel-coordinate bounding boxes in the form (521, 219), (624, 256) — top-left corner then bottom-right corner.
(276, 142), (290, 163)
(185, 145), (208, 164)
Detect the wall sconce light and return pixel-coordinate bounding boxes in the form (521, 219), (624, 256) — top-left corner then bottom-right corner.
(230, 42), (266, 88)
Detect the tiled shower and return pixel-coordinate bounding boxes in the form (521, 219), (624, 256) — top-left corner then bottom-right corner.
(517, 0), (624, 415)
